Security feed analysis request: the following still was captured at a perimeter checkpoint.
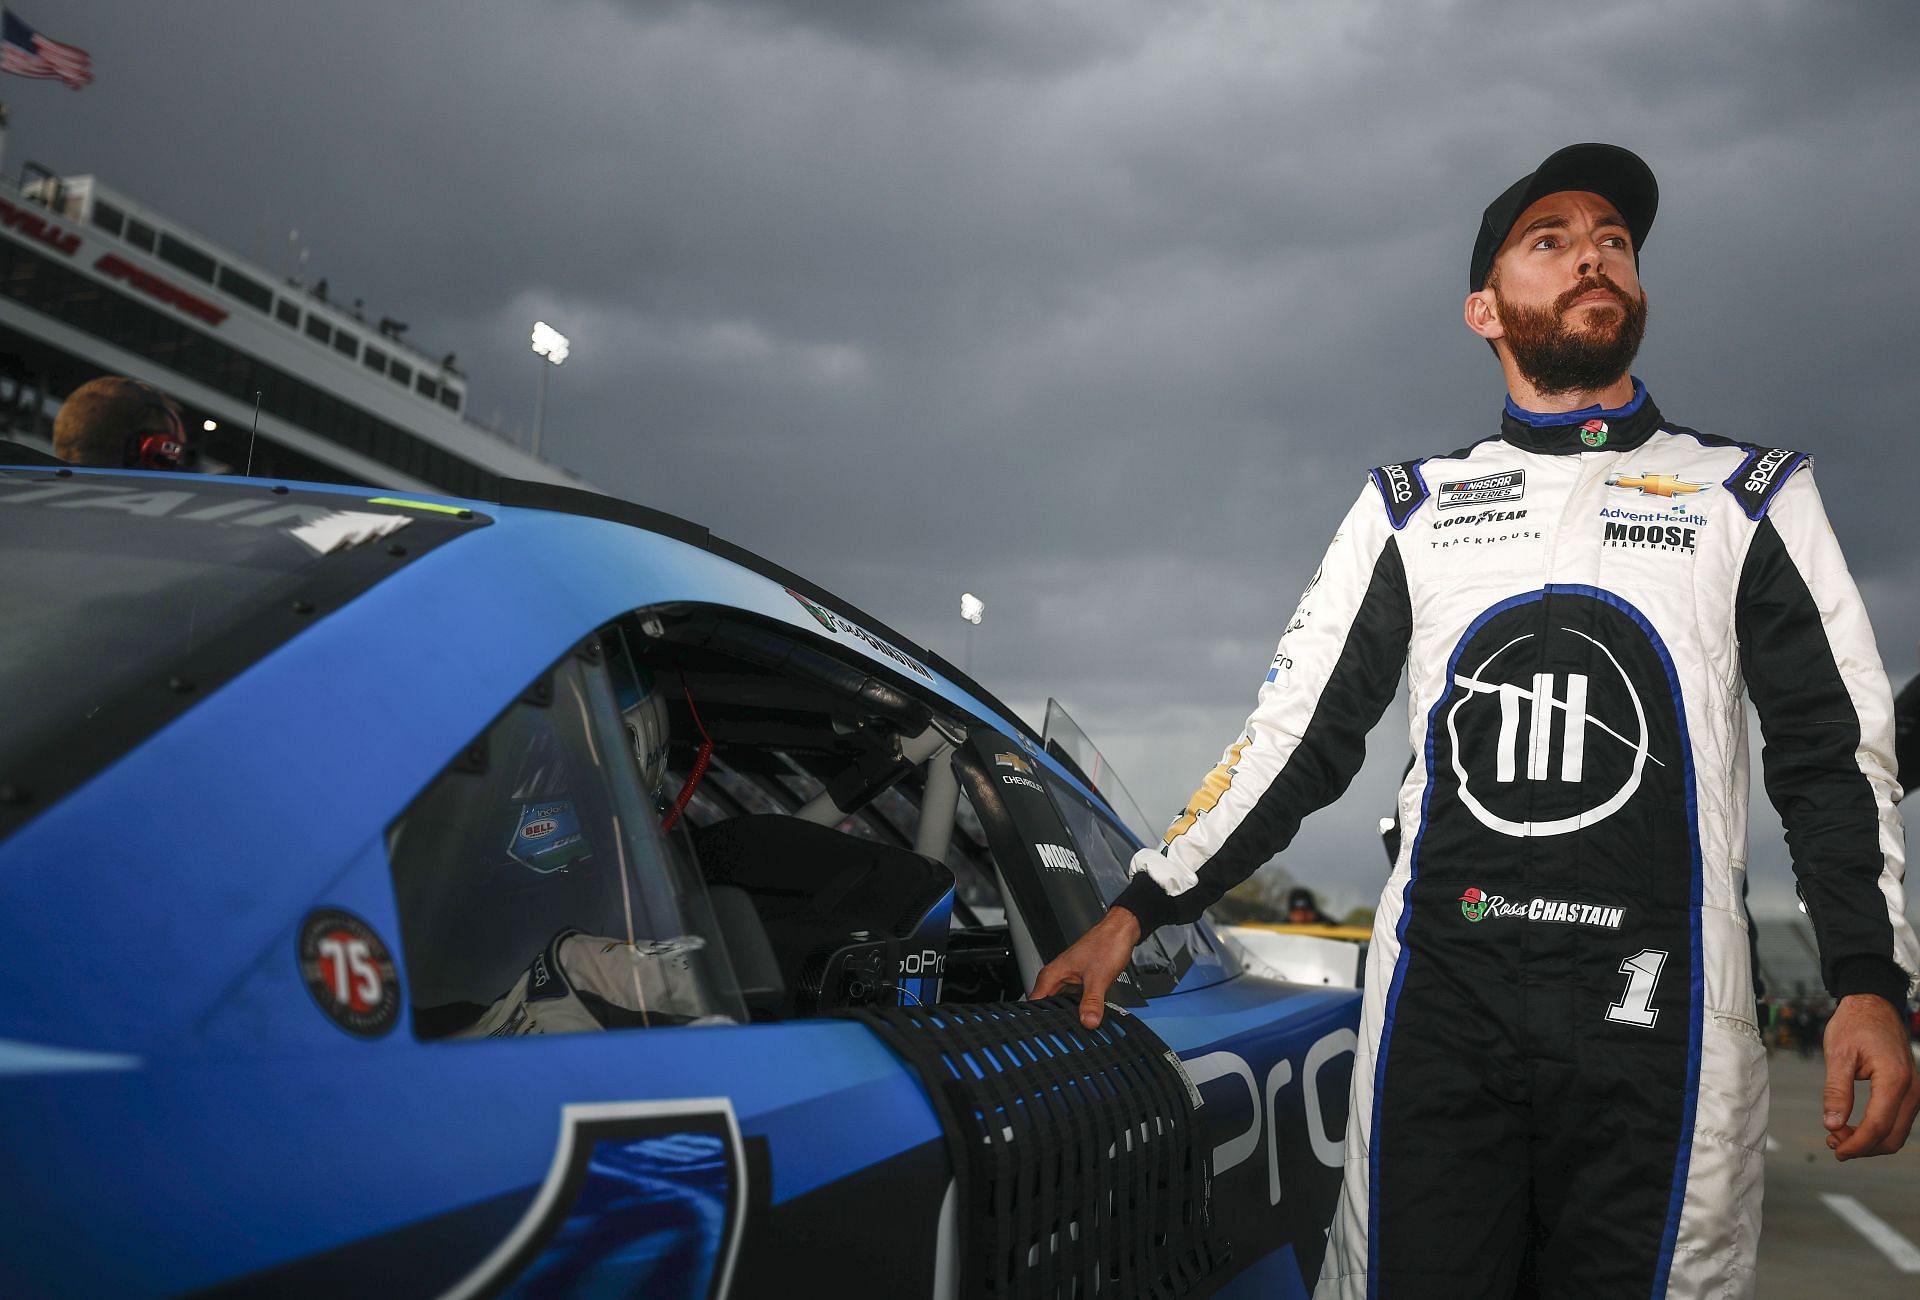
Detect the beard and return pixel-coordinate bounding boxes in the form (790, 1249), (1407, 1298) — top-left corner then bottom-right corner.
(1493, 275), (1648, 397)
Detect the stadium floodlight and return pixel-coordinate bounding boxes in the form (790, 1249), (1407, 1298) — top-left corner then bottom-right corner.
(202, 419), (218, 432)
(529, 321), (571, 459)
(960, 593), (985, 673)
(530, 321), (570, 365)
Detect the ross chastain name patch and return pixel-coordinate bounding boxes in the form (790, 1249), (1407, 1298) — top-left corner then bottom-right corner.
(1459, 888), (1625, 929)
(1437, 469), (1525, 510)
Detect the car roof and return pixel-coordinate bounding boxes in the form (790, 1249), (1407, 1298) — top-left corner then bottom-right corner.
(0, 470), (1139, 1050)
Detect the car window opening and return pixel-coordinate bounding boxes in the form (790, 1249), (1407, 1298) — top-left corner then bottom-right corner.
(384, 604), (1166, 1041)
(632, 607), (1029, 1016)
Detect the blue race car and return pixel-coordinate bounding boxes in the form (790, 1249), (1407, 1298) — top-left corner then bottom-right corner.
(0, 465), (1361, 1298)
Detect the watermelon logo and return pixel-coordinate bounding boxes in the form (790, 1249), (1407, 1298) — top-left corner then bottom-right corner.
(1459, 886), (1488, 923)
(1579, 419), (1609, 448)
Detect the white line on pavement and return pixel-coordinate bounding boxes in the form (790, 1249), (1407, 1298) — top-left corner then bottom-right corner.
(1820, 1194), (1920, 1273)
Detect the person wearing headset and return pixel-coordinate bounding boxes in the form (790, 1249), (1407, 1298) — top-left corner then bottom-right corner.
(51, 375), (188, 470)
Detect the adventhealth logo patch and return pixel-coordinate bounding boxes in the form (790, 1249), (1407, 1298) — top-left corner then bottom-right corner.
(1457, 887), (1625, 929)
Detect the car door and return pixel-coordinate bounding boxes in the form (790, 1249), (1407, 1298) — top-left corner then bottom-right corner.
(323, 623), (962, 1299)
(1008, 754), (1362, 1296)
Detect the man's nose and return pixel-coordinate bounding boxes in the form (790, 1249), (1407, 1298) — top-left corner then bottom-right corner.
(1575, 234), (1618, 279)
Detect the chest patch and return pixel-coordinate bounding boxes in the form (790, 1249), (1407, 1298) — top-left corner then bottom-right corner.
(1427, 587), (1687, 842)
(1437, 469), (1525, 510)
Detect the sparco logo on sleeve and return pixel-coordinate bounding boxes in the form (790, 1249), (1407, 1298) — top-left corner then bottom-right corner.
(1382, 463), (1414, 503)
(1742, 448), (1795, 495)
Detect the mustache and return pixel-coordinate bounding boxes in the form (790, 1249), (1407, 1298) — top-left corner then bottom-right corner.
(1557, 277), (1634, 313)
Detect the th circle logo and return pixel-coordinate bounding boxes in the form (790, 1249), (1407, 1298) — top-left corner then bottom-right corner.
(1438, 593), (1675, 840)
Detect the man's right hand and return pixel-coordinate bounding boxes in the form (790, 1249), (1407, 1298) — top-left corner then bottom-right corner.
(1028, 906), (1143, 1029)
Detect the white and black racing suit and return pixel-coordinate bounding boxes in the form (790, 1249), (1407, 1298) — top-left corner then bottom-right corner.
(1113, 381), (1920, 1299)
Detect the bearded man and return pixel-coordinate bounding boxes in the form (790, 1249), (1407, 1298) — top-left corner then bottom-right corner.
(1033, 144), (1918, 1298)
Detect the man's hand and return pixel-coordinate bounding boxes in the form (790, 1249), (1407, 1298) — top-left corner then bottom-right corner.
(1028, 906), (1142, 1029)
(1821, 993), (1920, 1160)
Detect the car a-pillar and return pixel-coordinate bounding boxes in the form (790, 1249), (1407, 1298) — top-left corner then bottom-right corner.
(949, 730), (1142, 1005)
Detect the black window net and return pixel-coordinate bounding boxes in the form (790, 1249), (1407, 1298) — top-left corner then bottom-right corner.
(849, 996), (1229, 1299)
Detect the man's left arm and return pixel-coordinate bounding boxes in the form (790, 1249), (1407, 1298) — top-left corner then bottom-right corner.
(1736, 465), (1920, 1159)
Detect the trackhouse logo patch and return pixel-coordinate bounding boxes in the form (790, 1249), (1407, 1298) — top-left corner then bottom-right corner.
(1430, 591), (1683, 841)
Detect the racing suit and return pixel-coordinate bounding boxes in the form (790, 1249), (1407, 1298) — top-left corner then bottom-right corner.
(1113, 382), (1920, 1299)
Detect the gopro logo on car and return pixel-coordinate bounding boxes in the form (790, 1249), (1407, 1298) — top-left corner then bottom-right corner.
(899, 949), (946, 976)
(1182, 1027), (1357, 1207)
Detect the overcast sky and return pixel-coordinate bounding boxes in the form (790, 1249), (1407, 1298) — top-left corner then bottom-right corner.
(20, 0), (1919, 917)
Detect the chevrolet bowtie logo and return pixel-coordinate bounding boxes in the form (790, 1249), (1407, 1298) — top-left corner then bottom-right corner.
(994, 752), (1034, 774)
(1606, 473), (1704, 498)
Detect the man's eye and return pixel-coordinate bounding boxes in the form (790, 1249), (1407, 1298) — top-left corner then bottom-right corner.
(1532, 236), (1559, 251)
(1602, 235), (1627, 248)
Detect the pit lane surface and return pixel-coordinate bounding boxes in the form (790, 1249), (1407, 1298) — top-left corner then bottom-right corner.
(1755, 1046), (1920, 1297)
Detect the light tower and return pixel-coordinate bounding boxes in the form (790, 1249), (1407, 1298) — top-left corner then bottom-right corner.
(529, 320), (570, 459)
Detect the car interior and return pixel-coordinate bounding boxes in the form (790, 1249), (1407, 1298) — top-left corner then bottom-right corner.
(624, 603), (1034, 1020)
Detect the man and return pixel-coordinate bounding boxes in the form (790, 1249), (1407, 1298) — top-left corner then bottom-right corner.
(1032, 144), (1919, 1298)
(51, 375), (187, 469)
(1285, 885), (1335, 926)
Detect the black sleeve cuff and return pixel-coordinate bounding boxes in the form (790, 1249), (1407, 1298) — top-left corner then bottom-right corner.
(1829, 954), (1911, 1016)
(1114, 871), (1179, 938)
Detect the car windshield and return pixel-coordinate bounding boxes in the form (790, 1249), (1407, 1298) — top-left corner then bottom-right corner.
(1041, 697), (1155, 841)
(0, 471), (479, 819)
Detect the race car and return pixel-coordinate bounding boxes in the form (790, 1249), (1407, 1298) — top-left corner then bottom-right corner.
(0, 463), (1362, 1298)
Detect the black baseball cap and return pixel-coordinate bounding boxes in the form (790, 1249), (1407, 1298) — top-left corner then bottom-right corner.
(1469, 143), (1658, 291)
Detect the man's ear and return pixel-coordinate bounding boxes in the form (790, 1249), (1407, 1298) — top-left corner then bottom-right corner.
(1464, 288), (1503, 342)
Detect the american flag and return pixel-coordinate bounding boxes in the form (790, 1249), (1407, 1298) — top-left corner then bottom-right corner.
(0, 11), (92, 90)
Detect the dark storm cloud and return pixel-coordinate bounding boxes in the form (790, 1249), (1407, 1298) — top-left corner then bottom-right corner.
(641, 0), (1160, 76)
(25, 0), (1920, 914)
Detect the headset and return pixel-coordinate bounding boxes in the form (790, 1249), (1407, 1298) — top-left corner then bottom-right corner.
(126, 398), (187, 471)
